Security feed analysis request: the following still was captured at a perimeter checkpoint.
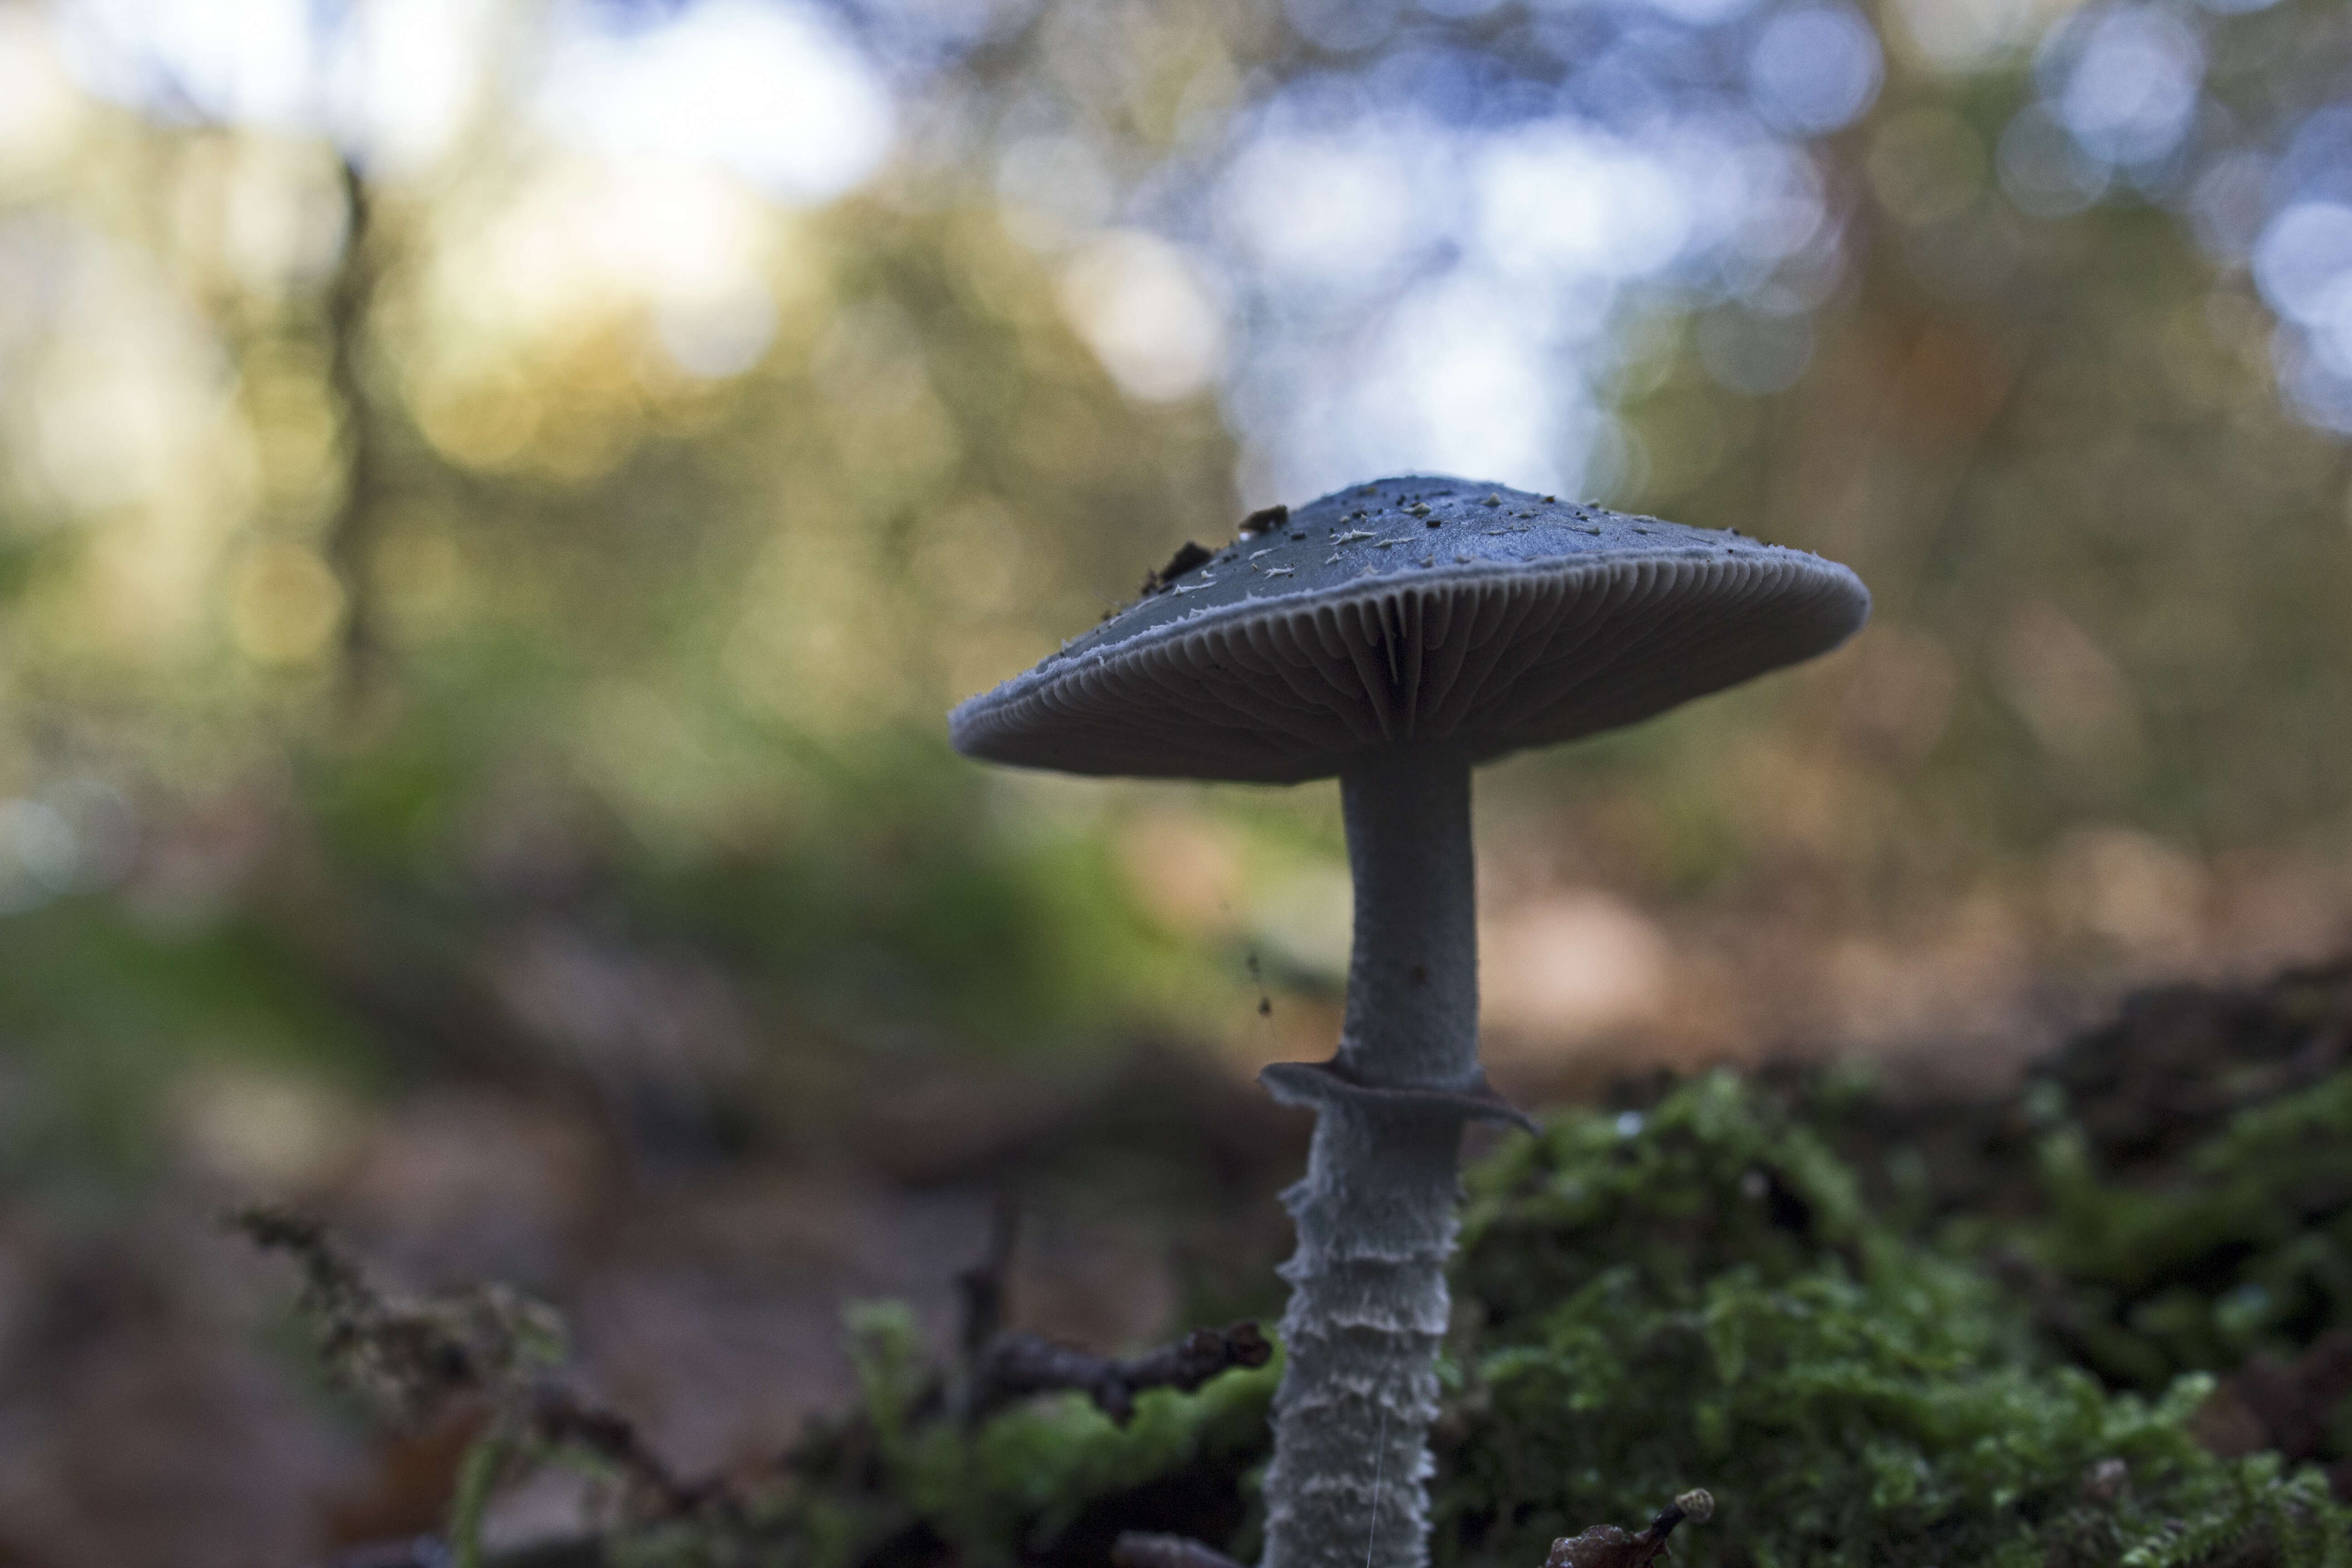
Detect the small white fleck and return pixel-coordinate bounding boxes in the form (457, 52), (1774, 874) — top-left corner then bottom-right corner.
(1263, 565), (1295, 578)
(1334, 529), (1376, 544)
(1251, 547), (1280, 559)
(1615, 1111), (1644, 1138)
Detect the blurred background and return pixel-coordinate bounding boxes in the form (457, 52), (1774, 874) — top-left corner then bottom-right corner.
(0, 0), (2350, 1559)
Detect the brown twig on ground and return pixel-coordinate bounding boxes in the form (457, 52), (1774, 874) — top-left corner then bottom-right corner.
(230, 1207), (709, 1522)
(955, 1191), (1021, 1400)
(971, 1320), (1273, 1426)
(949, 1194), (1271, 1425)
(1111, 1531), (1249, 1568)
(528, 1385), (709, 1518)
(1545, 1489), (1715, 1568)
(231, 1206), (502, 1422)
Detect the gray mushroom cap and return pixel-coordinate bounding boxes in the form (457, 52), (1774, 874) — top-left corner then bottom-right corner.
(949, 475), (1869, 784)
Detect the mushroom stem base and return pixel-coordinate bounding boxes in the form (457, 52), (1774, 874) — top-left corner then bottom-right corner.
(1258, 751), (1485, 1568)
(1257, 1093), (1467, 1568)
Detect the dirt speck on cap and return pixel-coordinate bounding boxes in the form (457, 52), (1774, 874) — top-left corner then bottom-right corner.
(1238, 504), (1289, 537)
(1140, 541), (1215, 595)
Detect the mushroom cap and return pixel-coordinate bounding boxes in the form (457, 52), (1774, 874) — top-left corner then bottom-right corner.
(949, 476), (1869, 784)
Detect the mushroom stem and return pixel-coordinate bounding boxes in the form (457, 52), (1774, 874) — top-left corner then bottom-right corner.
(1338, 750), (1479, 1093)
(1261, 749), (1480, 1568)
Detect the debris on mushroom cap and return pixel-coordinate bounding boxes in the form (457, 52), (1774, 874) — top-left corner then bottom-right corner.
(953, 475), (1869, 784)
(1139, 540), (1214, 595)
(1238, 503), (1289, 537)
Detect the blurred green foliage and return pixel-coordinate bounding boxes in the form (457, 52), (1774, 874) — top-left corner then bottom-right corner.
(1990, 970), (2352, 1398)
(0, 900), (382, 1193)
(2026, 1073), (2352, 1386)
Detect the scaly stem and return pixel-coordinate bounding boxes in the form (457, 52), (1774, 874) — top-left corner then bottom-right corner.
(1261, 750), (1479, 1568)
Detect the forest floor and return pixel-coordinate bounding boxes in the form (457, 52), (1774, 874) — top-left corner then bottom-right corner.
(3, 955), (2349, 1568)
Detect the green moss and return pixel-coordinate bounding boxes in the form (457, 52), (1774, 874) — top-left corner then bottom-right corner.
(1436, 1072), (2351, 1568)
(760, 1302), (1280, 1568)
(2021, 1066), (2352, 1391)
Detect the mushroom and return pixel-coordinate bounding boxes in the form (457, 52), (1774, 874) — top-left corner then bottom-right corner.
(948, 476), (1867, 1568)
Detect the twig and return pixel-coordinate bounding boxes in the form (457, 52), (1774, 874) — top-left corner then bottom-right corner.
(230, 1207), (711, 1524)
(955, 1191), (1021, 1403)
(528, 1385), (712, 1516)
(970, 1320), (1274, 1425)
(230, 1206), (500, 1421)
